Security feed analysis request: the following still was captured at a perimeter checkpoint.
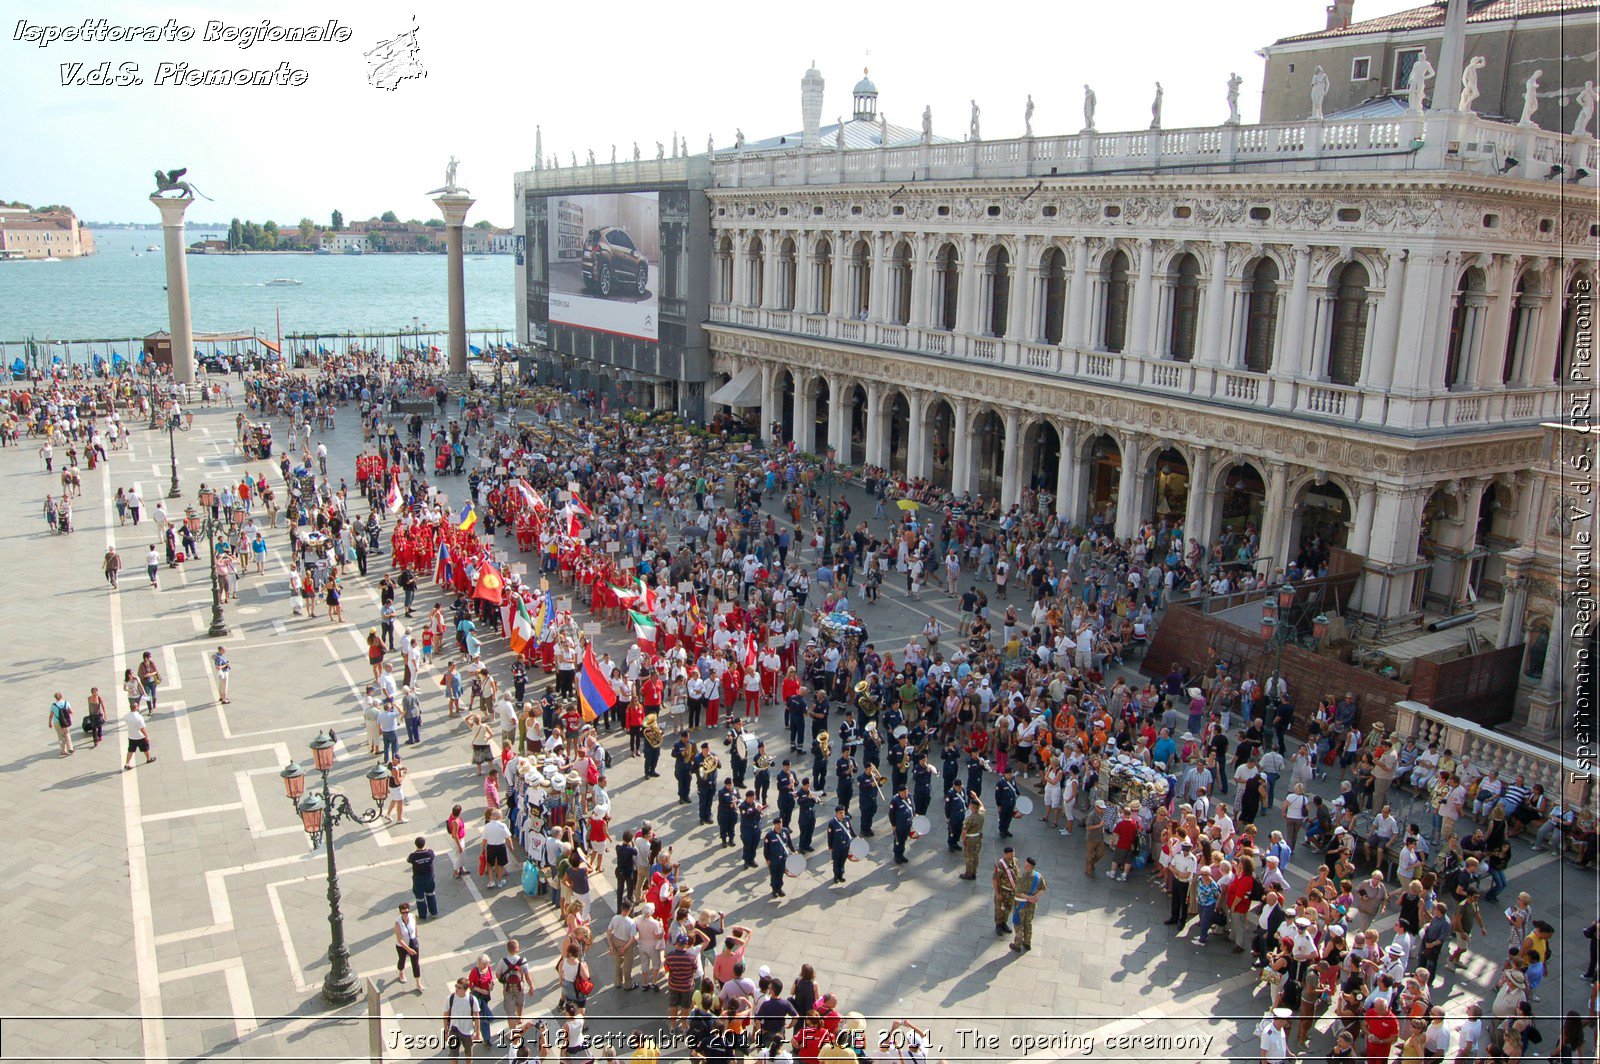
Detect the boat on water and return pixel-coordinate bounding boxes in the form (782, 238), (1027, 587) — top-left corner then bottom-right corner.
(265, 278), (302, 287)
(342, 246), (364, 255)
(145, 244), (159, 252)
(314, 247), (332, 255)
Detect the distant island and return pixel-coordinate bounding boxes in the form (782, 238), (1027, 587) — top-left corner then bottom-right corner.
(90, 209), (514, 255)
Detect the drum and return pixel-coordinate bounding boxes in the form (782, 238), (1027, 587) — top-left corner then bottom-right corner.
(847, 837), (870, 862)
(784, 853), (806, 877)
(909, 814), (932, 839)
(1016, 795), (1035, 816)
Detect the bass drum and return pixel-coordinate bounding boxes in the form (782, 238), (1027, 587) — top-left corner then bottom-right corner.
(909, 814), (932, 838)
(1016, 794), (1035, 816)
(847, 837), (870, 862)
(784, 853), (806, 877)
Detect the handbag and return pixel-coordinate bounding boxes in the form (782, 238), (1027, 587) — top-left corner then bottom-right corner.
(574, 963), (594, 997)
(477, 844), (489, 877)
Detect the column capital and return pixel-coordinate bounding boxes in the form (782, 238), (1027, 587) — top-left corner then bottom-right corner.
(432, 193), (476, 227)
(149, 194), (195, 225)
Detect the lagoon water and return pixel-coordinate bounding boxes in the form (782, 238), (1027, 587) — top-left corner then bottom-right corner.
(0, 226), (516, 344)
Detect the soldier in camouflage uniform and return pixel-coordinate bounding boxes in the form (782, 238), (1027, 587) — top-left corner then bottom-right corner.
(1010, 856), (1047, 952)
(960, 794), (986, 880)
(992, 846), (1021, 937)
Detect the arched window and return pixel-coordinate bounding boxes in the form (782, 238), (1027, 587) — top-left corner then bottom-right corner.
(985, 245), (1011, 337)
(778, 238), (796, 311)
(1042, 247), (1068, 344)
(891, 241), (912, 325)
(1103, 250), (1130, 353)
(814, 238), (833, 315)
(1444, 267), (1486, 389)
(850, 240), (871, 319)
(746, 236), (765, 306)
(935, 243), (959, 331)
(1557, 274), (1586, 382)
(716, 237), (734, 304)
(1326, 261), (1369, 386)
(1168, 253), (1202, 362)
(1243, 258), (1279, 372)
(1502, 273), (1533, 383)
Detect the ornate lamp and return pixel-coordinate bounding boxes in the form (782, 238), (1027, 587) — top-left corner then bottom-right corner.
(1277, 583), (1297, 610)
(1260, 616), (1277, 641)
(1312, 614), (1330, 641)
(309, 731), (337, 772)
(280, 761), (306, 800)
(366, 763), (392, 802)
(296, 791), (326, 834)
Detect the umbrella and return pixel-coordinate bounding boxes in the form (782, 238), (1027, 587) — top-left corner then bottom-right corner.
(896, 499), (920, 511)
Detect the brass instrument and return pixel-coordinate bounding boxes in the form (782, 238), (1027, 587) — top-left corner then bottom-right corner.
(755, 752), (775, 770)
(697, 754), (721, 781)
(857, 693), (880, 719)
(865, 765), (889, 798)
(643, 715), (664, 749)
(816, 732), (832, 759)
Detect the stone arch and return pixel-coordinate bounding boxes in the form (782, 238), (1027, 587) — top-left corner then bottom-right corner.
(715, 235), (735, 303)
(843, 382), (868, 466)
(1242, 256), (1282, 373)
(1101, 246), (1132, 353)
(1021, 418), (1062, 497)
(1210, 457), (1268, 552)
(1142, 444), (1193, 531)
(777, 236), (797, 310)
(1444, 264), (1489, 388)
(923, 396), (957, 490)
(1081, 432), (1123, 528)
(803, 374), (831, 456)
(885, 389), (911, 478)
(982, 244), (1013, 337)
(1040, 246), (1069, 345)
(1287, 475), (1354, 568)
(813, 235), (834, 315)
(970, 406), (1007, 500)
(774, 367), (796, 444)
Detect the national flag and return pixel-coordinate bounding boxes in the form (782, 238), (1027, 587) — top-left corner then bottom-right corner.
(567, 512), (582, 539)
(434, 541), (452, 584)
(569, 492), (593, 518)
(534, 594), (554, 638)
(385, 478), (402, 512)
(472, 563), (505, 604)
(578, 643), (617, 723)
(457, 503), (478, 532)
(509, 598), (536, 655)
(516, 481), (546, 513)
(744, 628), (759, 670)
(631, 611), (658, 656)
(612, 582), (642, 604)
(637, 577), (657, 614)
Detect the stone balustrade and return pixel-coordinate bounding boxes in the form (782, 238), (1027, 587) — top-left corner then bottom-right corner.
(1393, 700), (1594, 807)
(707, 302), (1565, 431)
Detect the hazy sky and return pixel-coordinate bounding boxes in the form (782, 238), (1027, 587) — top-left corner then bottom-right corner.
(2, 0), (1424, 225)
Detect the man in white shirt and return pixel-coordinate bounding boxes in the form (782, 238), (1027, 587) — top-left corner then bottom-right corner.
(441, 977), (481, 1057)
(1453, 1004), (1483, 1062)
(123, 707), (154, 770)
(1258, 1008), (1289, 1064)
(606, 900), (640, 990)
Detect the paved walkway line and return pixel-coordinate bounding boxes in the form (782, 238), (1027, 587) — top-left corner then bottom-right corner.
(103, 457), (167, 1063)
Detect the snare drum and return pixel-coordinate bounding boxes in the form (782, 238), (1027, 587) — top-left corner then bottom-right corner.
(784, 853), (806, 877)
(909, 814), (932, 838)
(1016, 794), (1035, 816)
(847, 837), (870, 862)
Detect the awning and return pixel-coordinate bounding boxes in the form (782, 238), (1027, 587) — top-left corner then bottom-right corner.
(708, 365), (762, 407)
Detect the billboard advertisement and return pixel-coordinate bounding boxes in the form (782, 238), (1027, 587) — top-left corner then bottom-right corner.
(546, 192), (660, 342)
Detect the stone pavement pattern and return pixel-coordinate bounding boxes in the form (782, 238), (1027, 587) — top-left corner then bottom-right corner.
(0, 393), (1592, 1063)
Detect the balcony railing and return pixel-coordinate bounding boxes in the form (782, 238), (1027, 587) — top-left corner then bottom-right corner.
(705, 303), (1562, 431)
(1394, 701), (1592, 807)
(706, 112), (1595, 190)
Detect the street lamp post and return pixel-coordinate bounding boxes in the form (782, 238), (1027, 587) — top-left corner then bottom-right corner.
(820, 456), (838, 555)
(280, 733), (390, 1006)
(1257, 582), (1330, 714)
(166, 412), (181, 498)
(191, 489), (239, 638)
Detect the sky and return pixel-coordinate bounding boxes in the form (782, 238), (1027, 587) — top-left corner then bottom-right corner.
(1, 0), (1427, 226)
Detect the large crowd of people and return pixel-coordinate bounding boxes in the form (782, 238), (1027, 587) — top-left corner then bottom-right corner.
(12, 351), (1595, 1063)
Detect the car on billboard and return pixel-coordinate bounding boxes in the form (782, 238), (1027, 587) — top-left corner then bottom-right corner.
(581, 226), (649, 298)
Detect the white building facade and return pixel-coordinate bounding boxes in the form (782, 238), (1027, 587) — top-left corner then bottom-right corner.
(703, 89), (1596, 637)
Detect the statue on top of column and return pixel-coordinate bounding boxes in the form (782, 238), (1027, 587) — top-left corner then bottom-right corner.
(426, 157), (466, 196)
(1459, 56), (1487, 115)
(1024, 94), (1034, 137)
(1519, 69), (1543, 126)
(1310, 66), (1329, 119)
(1225, 73), (1243, 125)
(1405, 53), (1434, 114)
(1575, 81), (1597, 138)
(1150, 83), (1163, 130)
(1082, 85), (1097, 133)
(969, 99), (981, 141)
(921, 105), (933, 144)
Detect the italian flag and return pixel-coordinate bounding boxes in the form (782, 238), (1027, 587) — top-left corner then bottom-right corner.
(630, 610), (658, 656)
(509, 597), (536, 655)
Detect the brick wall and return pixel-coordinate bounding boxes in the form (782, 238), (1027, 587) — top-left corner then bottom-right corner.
(1142, 599), (1411, 737)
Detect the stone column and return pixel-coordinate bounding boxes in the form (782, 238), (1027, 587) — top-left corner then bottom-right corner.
(906, 391), (929, 480)
(1113, 434), (1142, 539)
(1007, 241), (1036, 342)
(792, 374), (814, 453)
(1054, 420), (1080, 520)
(151, 195), (197, 385)
(1357, 485), (1430, 622)
(830, 231), (851, 321)
(1475, 256), (1516, 388)
(433, 193), (476, 376)
(1127, 239), (1156, 357)
(1496, 563), (1531, 649)
(760, 364), (781, 444)
(956, 235), (983, 335)
(1067, 238), (1091, 349)
(864, 381), (887, 468)
(1259, 461), (1292, 572)
(794, 233), (813, 316)
(949, 399), (974, 497)
(1523, 616), (1569, 737)
(1272, 245), (1313, 408)
(1183, 445), (1211, 551)
(827, 374), (852, 459)
(760, 231), (780, 310)
(1000, 409), (1024, 507)
(1359, 248), (1409, 406)
(1348, 481), (1379, 557)
(1197, 241), (1230, 367)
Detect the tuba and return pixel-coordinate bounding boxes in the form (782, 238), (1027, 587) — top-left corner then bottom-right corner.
(643, 715), (664, 748)
(816, 732), (832, 759)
